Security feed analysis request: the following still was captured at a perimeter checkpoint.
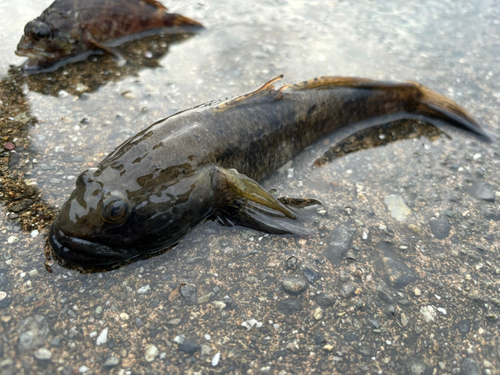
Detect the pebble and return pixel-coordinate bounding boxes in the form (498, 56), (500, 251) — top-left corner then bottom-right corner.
(33, 348), (52, 361)
(213, 301), (227, 311)
(429, 217), (451, 239)
(375, 242), (417, 288)
(313, 307), (323, 320)
(49, 337), (61, 348)
(0, 292), (6, 301)
(241, 319), (262, 330)
(144, 344), (159, 362)
(420, 305), (437, 322)
(482, 206), (500, 221)
(469, 181), (495, 202)
(104, 356), (120, 368)
(4, 142), (15, 150)
(197, 292), (214, 304)
(120, 313), (129, 321)
(340, 282), (356, 298)
(79, 366), (90, 373)
(17, 315), (50, 353)
(96, 328), (108, 346)
(315, 292), (335, 307)
(174, 335), (185, 344)
(384, 195), (411, 222)
(303, 268), (319, 283)
(167, 318), (181, 325)
(324, 226), (353, 266)
(137, 284), (151, 294)
(414, 287), (422, 296)
(454, 319), (471, 334)
(95, 306), (103, 314)
(178, 340), (201, 354)
(460, 358), (480, 375)
(282, 276), (308, 295)
(30, 230), (39, 238)
(180, 284), (197, 302)
(286, 256), (298, 270)
(201, 344), (212, 356)
(212, 352), (221, 366)
(277, 298), (303, 315)
(7, 236), (19, 244)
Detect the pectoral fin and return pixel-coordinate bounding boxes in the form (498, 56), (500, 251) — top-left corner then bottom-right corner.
(83, 30), (126, 67)
(211, 166), (322, 235)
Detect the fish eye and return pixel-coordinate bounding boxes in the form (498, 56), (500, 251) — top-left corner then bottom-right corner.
(32, 23), (52, 41)
(101, 198), (129, 225)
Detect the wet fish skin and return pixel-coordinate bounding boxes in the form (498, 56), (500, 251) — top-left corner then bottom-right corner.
(49, 75), (491, 266)
(15, 0), (202, 73)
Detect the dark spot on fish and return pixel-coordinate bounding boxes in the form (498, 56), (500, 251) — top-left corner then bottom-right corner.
(307, 104), (317, 117)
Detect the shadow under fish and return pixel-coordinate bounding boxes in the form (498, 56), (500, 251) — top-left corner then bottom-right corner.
(15, 0), (203, 74)
(48, 75), (493, 269)
(11, 32), (198, 97)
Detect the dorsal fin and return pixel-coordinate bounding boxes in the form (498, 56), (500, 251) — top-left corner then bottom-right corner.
(141, 0), (168, 11)
(216, 75), (284, 111)
(288, 76), (415, 91)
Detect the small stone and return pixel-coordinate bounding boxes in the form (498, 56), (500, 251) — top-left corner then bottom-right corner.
(469, 181), (495, 202)
(277, 298), (303, 315)
(340, 283), (356, 298)
(49, 337), (61, 348)
(282, 276), (308, 295)
(212, 352), (221, 367)
(95, 306), (103, 314)
(460, 358), (480, 375)
(145, 344), (159, 362)
(429, 217), (451, 239)
(324, 226), (353, 266)
(201, 344), (212, 356)
(482, 206), (500, 221)
(4, 142), (15, 151)
(323, 344), (334, 351)
(401, 313), (409, 327)
(197, 292), (214, 304)
(408, 224), (425, 236)
(33, 348), (52, 361)
(303, 268), (319, 284)
(180, 285), (197, 302)
(7, 236), (19, 244)
(135, 317), (144, 327)
(173, 335), (186, 345)
(167, 318), (181, 325)
(213, 301), (227, 311)
(30, 230), (39, 238)
(137, 284), (151, 294)
(104, 356), (120, 368)
(96, 328), (108, 346)
(315, 293), (335, 307)
(79, 366), (89, 373)
(119, 313), (129, 321)
(178, 340), (201, 354)
(420, 305), (437, 322)
(286, 256), (298, 270)
(414, 287), (422, 296)
(313, 307), (323, 320)
(384, 195), (411, 222)
(245, 276), (259, 284)
(17, 315), (50, 353)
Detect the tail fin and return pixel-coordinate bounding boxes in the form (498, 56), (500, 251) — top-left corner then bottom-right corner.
(411, 82), (494, 142)
(162, 13), (204, 29)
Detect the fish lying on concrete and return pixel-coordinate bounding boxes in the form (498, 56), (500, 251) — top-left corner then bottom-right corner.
(49, 75), (492, 266)
(15, 0), (203, 73)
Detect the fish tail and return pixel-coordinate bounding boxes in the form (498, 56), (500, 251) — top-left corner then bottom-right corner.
(410, 82), (494, 142)
(162, 13), (204, 28)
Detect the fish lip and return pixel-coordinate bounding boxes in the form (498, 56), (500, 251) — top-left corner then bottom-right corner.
(15, 48), (55, 59)
(49, 226), (133, 267)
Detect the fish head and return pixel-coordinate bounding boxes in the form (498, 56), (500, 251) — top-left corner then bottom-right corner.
(16, 18), (79, 72)
(49, 168), (137, 266)
(49, 165), (214, 267)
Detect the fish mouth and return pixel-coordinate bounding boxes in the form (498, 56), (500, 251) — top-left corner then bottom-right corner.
(49, 226), (134, 267)
(15, 48), (55, 60)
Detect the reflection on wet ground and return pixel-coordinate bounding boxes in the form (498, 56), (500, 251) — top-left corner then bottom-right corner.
(1, 0), (500, 374)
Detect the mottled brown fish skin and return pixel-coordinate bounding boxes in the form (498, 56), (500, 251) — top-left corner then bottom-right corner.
(15, 0), (202, 72)
(49, 76), (491, 266)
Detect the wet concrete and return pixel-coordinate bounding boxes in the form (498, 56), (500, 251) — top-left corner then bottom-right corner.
(1, 0), (500, 374)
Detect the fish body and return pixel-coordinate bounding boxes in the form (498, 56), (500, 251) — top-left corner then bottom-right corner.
(16, 0), (202, 73)
(49, 76), (491, 266)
